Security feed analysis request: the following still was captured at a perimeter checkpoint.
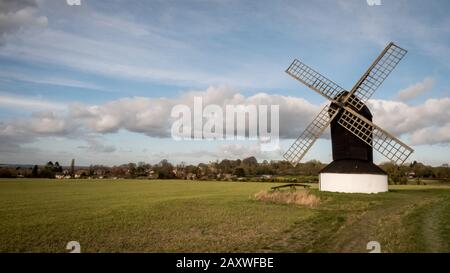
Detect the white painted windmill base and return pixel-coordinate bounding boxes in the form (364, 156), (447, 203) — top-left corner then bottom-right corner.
(319, 173), (388, 194)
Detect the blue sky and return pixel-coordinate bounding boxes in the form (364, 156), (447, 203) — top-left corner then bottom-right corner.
(0, 0), (449, 166)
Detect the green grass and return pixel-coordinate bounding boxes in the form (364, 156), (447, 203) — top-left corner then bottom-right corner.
(0, 179), (449, 253)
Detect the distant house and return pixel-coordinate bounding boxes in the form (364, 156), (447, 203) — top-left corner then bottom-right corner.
(186, 173), (196, 180)
(172, 168), (186, 179)
(148, 170), (158, 179)
(222, 173), (236, 181)
(75, 169), (86, 179)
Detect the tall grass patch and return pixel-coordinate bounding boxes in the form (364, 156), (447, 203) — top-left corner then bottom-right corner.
(254, 190), (320, 207)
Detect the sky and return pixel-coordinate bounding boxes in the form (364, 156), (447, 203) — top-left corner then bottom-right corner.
(0, 0), (449, 166)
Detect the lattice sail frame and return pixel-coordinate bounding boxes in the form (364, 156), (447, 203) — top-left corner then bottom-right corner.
(286, 59), (346, 101)
(283, 105), (339, 167)
(284, 42), (414, 166)
(338, 107), (413, 164)
(345, 43), (408, 111)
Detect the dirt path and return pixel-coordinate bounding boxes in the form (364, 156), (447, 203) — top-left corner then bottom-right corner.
(261, 190), (447, 253)
(329, 195), (418, 252)
(421, 199), (444, 252)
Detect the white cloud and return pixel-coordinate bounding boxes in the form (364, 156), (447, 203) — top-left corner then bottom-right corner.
(63, 86), (319, 139)
(0, 2), (289, 89)
(0, 28), (242, 88)
(0, 93), (66, 110)
(1, 86), (450, 155)
(77, 138), (116, 153)
(215, 143), (283, 160)
(0, 0), (47, 45)
(0, 71), (108, 91)
(409, 123), (450, 146)
(1, 0), (449, 91)
(0, 86), (309, 159)
(369, 97), (450, 142)
(395, 77), (434, 101)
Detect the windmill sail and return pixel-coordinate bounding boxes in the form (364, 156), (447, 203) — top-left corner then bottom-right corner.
(337, 107), (414, 164)
(286, 59), (346, 101)
(284, 105), (339, 166)
(345, 43), (407, 111)
(284, 42), (413, 167)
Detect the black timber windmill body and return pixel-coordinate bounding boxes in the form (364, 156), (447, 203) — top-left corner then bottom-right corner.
(283, 42), (414, 174)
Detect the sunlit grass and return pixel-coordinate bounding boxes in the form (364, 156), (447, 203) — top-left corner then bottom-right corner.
(0, 179), (449, 252)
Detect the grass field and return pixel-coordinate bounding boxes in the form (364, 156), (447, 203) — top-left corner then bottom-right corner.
(0, 179), (449, 253)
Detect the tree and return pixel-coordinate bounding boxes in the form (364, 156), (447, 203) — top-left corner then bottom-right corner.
(383, 164), (406, 185)
(242, 156), (258, 166)
(88, 165), (95, 177)
(127, 163), (137, 177)
(219, 159), (233, 173)
(136, 162), (149, 176)
(242, 156), (258, 175)
(197, 163), (209, 177)
(154, 159), (175, 179)
(233, 167), (246, 177)
(54, 162), (63, 173)
(41, 162), (56, 178)
(31, 165), (39, 178)
(235, 159), (242, 167)
(70, 159), (75, 178)
(0, 168), (13, 178)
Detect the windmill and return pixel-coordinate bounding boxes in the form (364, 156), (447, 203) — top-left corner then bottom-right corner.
(284, 42), (414, 193)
